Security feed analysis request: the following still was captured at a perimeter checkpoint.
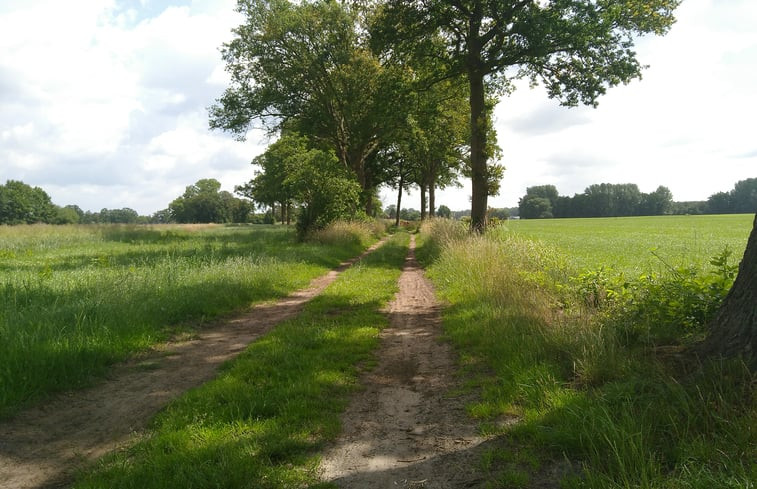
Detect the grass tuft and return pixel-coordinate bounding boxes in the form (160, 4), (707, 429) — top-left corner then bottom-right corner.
(0, 224), (376, 418)
(419, 216), (756, 488)
(73, 232), (410, 488)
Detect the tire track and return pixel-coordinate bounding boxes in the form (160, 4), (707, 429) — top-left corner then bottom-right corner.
(0, 238), (388, 489)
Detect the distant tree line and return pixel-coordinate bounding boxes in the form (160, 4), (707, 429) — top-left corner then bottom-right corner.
(519, 184), (673, 219)
(518, 178), (756, 219)
(0, 178), (259, 226)
(0, 180), (148, 225)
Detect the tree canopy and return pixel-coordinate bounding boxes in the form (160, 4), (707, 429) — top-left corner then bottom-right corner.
(373, 0), (680, 231)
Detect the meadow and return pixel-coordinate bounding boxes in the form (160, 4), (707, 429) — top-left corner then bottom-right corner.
(419, 215), (756, 488)
(0, 223), (379, 418)
(74, 231), (410, 488)
(505, 214), (753, 275)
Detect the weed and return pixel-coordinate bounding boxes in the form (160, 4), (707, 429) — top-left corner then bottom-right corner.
(419, 216), (756, 489)
(73, 233), (410, 488)
(0, 223), (377, 417)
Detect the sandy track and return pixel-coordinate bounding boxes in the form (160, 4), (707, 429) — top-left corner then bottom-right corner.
(0, 239), (387, 489)
(319, 235), (489, 488)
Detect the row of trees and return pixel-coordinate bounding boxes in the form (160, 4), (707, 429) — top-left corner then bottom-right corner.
(0, 180), (147, 225)
(0, 179), (260, 226)
(210, 0), (680, 233)
(518, 178), (756, 219)
(706, 178), (757, 215)
(519, 184), (674, 219)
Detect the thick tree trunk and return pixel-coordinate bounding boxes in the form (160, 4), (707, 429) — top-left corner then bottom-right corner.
(420, 184), (427, 221)
(467, 64), (488, 233)
(395, 174), (403, 227)
(429, 183), (436, 218)
(703, 213), (757, 370)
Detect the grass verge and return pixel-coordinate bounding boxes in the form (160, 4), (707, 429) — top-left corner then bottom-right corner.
(72, 231), (410, 489)
(0, 222), (379, 418)
(417, 219), (755, 489)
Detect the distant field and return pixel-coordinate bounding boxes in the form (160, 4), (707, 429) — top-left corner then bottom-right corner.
(0, 223), (372, 417)
(504, 214), (753, 275)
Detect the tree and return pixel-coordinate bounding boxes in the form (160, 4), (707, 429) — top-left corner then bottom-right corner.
(375, 0), (679, 232)
(437, 205), (451, 219)
(0, 180), (57, 224)
(286, 146), (363, 237)
(169, 179), (235, 223)
(210, 0), (407, 214)
(731, 178), (757, 214)
(519, 195), (552, 219)
(639, 185), (673, 215)
(236, 134), (308, 224)
(703, 213), (757, 370)
(707, 191), (733, 214)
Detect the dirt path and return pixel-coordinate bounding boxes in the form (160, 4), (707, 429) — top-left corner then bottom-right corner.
(319, 235), (489, 488)
(0, 239), (387, 489)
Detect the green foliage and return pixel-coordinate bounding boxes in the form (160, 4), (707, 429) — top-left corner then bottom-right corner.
(289, 147), (364, 237)
(707, 177), (757, 214)
(0, 179), (57, 224)
(374, 0), (680, 230)
(436, 204), (451, 218)
(519, 183), (675, 219)
(73, 233), (410, 489)
(169, 179), (251, 224)
(570, 247), (739, 345)
(0, 224), (374, 417)
(210, 0), (408, 209)
(419, 217), (755, 488)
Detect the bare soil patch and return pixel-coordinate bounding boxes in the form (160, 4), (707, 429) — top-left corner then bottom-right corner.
(319, 235), (490, 488)
(0, 239), (386, 489)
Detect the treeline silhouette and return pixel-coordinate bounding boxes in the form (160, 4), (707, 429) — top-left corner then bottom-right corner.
(518, 178), (756, 219)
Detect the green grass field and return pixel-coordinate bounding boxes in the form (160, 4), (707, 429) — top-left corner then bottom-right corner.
(504, 214), (753, 275)
(73, 232), (410, 488)
(0, 223), (377, 418)
(419, 216), (756, 488)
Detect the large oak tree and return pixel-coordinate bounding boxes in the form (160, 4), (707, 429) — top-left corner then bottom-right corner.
(704, 213), (757, 370)
(374, 0), (680, 232)
(210, 0), (406, 214)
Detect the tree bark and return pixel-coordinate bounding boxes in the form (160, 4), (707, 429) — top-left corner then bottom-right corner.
(702, 212), (757, 370)
(467, 21), (489, 233)
(429, 182), (436, 218)
(395, 174), (403, 227)
(420, 184), (427, 221)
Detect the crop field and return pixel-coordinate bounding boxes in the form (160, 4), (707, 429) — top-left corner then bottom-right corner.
(0, 223), (376, 417)
(503, 214), (753, 275)
(420, 216), (756, 488)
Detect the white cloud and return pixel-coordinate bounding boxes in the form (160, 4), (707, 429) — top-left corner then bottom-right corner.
(1, 0), (755, 216)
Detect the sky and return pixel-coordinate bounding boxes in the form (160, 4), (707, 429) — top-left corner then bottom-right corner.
(1, 0), (755, 216)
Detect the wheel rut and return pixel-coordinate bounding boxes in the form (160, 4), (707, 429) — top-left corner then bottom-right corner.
(0, 238), (387, 489)
(319, 234), (488, 488)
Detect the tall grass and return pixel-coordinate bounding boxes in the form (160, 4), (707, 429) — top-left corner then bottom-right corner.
(0, 223), (377, 418)
(418, 218), (756, 488)
(73, 232), (410, 489)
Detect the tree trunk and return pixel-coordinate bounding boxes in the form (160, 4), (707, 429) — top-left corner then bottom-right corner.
(429, 183), (436, 218)
(395, 174), (403, 227)
(420, 184), (427, 221)
(702, 212), (757, 370)
(467, 62), (488, 233)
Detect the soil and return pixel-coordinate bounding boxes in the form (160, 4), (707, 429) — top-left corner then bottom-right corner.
(318, 235), (491, 488)
(0, 235), (505, 489)
(0, 239), (387, 489)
